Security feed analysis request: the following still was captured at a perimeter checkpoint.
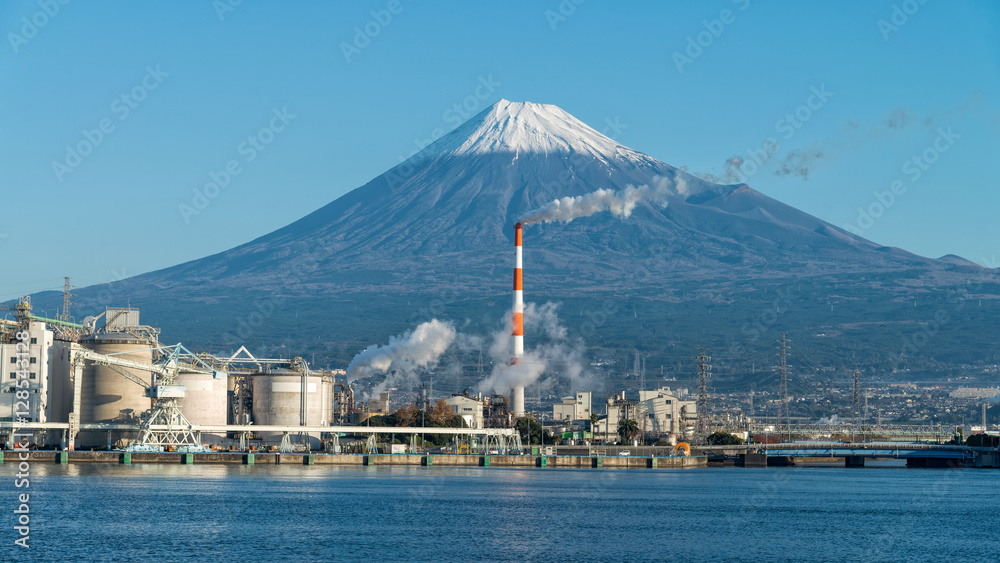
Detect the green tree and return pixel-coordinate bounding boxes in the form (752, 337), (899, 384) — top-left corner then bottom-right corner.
(617, 419), (639, 444)
(516, 416), (543, 445)
(706, 431), (744, 446)
(589, 413), (600, 441)
(966, 434), (1000, 448)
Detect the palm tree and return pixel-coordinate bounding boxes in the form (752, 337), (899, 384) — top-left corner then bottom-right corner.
(617, 418), (639, 445)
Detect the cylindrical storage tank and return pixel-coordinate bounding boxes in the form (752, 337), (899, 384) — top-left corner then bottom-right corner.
(251, 370), (333, 449)
(78, 334), (154, 449)
(320, 376), (333, 427)
(176, 370), (228, 445)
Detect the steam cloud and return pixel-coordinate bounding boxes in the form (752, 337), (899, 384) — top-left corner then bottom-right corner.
(476, 302), (593, 396)
(347, 304), (597, 403)
(517, 175), (685, 225)
(347, 319), (457, 398)
(774, 149), (825, 180)
(815, 414), (844, 425)
(695, 95), (988, 184)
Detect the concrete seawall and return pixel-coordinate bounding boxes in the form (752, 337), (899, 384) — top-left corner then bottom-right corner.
(0, 450), (706, 469)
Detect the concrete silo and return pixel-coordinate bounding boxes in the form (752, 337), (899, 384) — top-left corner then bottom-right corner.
(175, 369), (228, 445)
(78, 333), (154, 448)
(251, 368), (333, 449)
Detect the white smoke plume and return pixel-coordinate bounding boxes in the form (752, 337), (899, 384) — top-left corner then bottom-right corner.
(347, 319), (457, 398)
(476, 302), (594, 396)
(517, 175), (684, 226)
(814, 414), (844, 425)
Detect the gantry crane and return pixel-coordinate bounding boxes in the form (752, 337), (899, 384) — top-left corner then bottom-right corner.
(68, 343), (226, 451)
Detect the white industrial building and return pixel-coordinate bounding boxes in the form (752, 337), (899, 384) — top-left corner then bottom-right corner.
(445, 394), (484, 429)
(594, 387), (696, 444)
(637, 387), (697, 441)
(0, 318), (73, 425)
(553, 391), (592, 422)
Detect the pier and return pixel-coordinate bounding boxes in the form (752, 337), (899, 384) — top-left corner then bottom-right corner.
(0, 449), (707, 469)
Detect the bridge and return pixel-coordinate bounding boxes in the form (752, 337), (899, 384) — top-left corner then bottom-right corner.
(747, 423), (956, 440)
(700, 441), (1000, 468)
(761, 442), (975, 461)
(702, 441), (998, 468)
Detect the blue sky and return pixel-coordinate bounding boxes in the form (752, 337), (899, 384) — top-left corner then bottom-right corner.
(1, 0), (998, 302)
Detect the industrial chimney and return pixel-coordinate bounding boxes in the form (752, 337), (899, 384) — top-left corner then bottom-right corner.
(511, 222), (525, 416)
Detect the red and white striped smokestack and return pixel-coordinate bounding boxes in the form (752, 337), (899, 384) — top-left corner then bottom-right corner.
(511, 222), (525, 416)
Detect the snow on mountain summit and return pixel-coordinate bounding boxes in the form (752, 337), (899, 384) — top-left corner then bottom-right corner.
(430, 99), (642, 160)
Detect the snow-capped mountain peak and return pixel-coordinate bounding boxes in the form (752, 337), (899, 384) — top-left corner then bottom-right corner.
(432, 99), (631, 158)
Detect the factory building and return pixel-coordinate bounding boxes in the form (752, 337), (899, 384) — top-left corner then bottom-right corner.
(637, 387), (697, 441)
(1, 297), (354, 451)
(367, 392), (391, 414)
(553, 392), (592, 422)
(594, 388), (696, 444)
(445, 394), (484, 429)
(0, 317), (72, 426)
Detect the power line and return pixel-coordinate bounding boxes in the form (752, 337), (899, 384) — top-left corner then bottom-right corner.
(776, 333), (790, 434)
(696, 348), (711, 443)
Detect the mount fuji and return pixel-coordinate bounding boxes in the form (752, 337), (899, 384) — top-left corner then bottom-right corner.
(27, 100), (998, 378)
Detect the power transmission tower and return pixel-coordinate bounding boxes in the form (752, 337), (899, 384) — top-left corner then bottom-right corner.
(633, 350), (641, 390)
(776, 333), (790, 436)
(852, 368), (861, 423)
(696, 349), (711, 443)
(639, 352), (646, 393)
(60, 277), (72, 322)
(852, 368), (862, 442)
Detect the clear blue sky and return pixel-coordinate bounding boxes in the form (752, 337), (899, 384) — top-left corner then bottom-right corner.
(1, 0), (998, 301)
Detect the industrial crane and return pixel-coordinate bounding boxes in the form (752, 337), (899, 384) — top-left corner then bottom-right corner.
(69, 343), (226, 452)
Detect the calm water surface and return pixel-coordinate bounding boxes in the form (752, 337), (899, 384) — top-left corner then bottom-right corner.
(1, 461), (997, 562)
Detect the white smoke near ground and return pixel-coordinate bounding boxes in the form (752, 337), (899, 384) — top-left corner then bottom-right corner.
(476, 302), (595, 397)
(517, 175), (684, 226)
(815, 414), (843, 425)
(346, 304), (598, 403)
(346, 319), (457, 399)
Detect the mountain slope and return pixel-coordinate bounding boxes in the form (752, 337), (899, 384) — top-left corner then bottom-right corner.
(138, 100), (939, 294)
(24, 100), (997, 376)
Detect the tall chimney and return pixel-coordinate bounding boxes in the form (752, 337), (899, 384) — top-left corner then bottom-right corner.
(512, 222), (525, 417)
